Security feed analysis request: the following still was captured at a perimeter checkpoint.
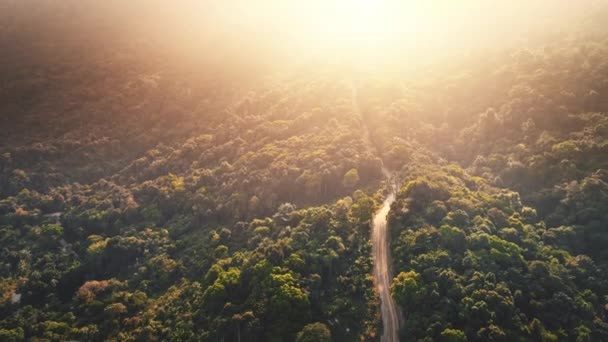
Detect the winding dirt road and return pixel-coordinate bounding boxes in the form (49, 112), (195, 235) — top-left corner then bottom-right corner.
(351, 79), (401, 341)
(371, 172), (401, 342)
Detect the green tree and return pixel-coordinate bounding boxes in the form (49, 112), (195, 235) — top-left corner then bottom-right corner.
(391, 271), (425, 310)
(440, 328), (467, 342)
(296, 322), (331, 342)
(0, 328), (24, 342)
(342, 168), (360, 189)
(349, 195), (375, 224)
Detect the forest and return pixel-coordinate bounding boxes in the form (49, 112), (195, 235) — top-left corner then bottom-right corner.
(1, 1), (608, 341)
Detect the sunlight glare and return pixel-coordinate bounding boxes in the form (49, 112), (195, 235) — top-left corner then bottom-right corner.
(302, 0), (427, 64)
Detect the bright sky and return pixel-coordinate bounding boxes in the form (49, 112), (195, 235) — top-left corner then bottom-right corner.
(115, 0), (600, 68)
(193, 0), (591, 60)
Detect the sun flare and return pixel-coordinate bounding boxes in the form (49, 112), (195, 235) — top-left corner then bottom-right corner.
(289, 0), (436, 64)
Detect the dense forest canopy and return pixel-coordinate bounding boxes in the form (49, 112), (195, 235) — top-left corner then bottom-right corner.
(1, 1), (608, 341)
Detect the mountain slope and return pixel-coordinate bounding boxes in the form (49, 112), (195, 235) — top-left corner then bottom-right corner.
(1, 3), (608, 342)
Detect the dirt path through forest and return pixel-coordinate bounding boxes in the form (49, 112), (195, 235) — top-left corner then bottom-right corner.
(351, 80), (401, 342)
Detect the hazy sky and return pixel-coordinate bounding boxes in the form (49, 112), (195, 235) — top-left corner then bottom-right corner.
(141, 0), (603, 64)
(2, 0), (605, 69)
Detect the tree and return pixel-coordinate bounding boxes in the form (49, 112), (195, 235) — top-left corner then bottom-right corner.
(104, 303), (127, 316)
(232, 311), (255, 342)
(440, 328), (467, 342)
(264, 272), (312, 340)
(349, 194), (375, 224)
(0, 328), (24, 342)
(342, 168), (360, 189)
(41, 223), (63, 238)
(296, 322), (331, 342)
(391, 271), (425, 310)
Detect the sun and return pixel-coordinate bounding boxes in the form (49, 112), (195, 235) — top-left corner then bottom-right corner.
(300, 0), (408, 61)
(278, 0), (439, 65)
(330, 0), (392, 41)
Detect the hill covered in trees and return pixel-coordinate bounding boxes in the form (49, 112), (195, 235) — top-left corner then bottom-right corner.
(1, 1), (608, 341)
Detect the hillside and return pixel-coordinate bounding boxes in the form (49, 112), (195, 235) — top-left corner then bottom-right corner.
(1, 2), (608, 342)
